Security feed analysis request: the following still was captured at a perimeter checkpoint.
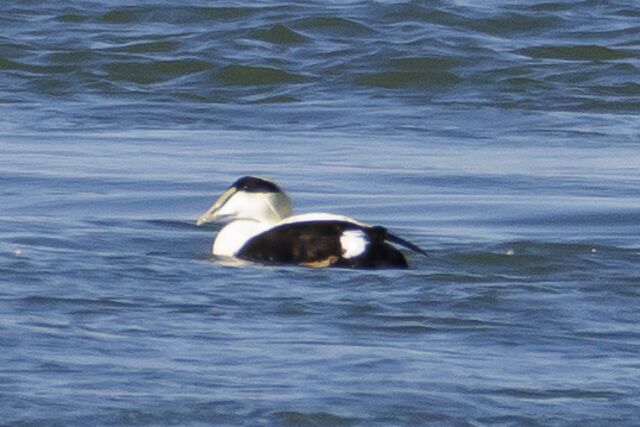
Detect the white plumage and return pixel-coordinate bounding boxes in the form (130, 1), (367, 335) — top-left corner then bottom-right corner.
(340, 229), (368, 258)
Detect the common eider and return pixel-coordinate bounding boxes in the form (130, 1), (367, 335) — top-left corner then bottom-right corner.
(196, 176), (427, 269)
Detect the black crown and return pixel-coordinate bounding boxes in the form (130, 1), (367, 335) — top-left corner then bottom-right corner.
(232, 176), (282, 193)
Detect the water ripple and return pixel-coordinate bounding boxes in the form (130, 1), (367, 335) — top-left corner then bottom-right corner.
(2, 2), (640, 425)
(1, 1), (638, 129)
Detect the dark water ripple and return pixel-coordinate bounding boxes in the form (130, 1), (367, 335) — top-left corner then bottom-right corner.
(1, 1), (639, 130)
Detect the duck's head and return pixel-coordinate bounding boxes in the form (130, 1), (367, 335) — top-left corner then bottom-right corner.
(196, 176), (293, 226)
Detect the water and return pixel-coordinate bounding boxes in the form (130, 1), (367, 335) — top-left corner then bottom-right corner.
(2, 1), (640, 425)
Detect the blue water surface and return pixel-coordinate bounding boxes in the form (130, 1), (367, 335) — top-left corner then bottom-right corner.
(1, 1), (640, 425)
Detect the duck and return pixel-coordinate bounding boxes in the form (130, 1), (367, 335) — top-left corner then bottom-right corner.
(196, 176), (427, 268)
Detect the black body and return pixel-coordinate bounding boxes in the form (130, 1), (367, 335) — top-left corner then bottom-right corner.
(236, 220), (408, 269)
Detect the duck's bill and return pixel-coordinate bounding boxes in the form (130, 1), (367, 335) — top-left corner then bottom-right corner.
(196, 186), (236, 226)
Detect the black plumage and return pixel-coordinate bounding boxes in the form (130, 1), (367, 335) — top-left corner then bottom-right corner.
(232, 176), (282, 193)
(236, 220), (408, 269)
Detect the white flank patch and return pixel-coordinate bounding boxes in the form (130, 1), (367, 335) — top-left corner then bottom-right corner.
(340, 230), (368, 258)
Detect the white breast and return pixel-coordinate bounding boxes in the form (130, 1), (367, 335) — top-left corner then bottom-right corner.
(212, 220), (270, 257)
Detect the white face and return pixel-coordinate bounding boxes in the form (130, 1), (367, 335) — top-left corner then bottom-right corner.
(217, 191), (277, 220)
(197, 187), (292, 225)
